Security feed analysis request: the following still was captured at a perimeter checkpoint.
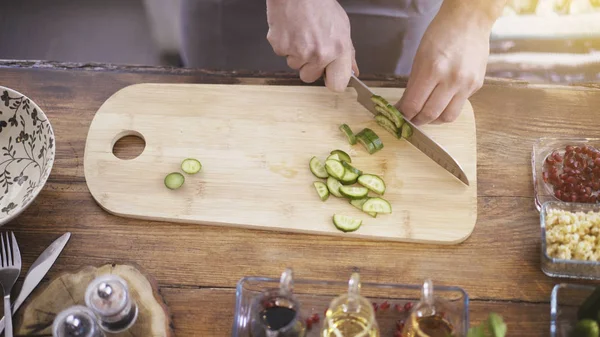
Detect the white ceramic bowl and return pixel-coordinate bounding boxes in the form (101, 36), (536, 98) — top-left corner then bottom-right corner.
(0, 86), (55, 225)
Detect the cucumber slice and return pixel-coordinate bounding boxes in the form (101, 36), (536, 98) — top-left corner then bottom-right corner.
(340, 170), (359, 185)
(332, 214), (362, 233)
(330, 149), (352, 163)
(309, 156), (329, 179)
(326, 176), (343, 197)
(375, 106), (403, 130)
(356, 128), (384, 154)
(327, 153), (340, 161)
(339, 186), (369, 200)
(358, 174), (386, 195)
(325, 159), (346, 180)
(375, 114), (400, 139)
(362, 197), (392, 214)
(384, 104), (405, 128)
(313, 181), (329, 201)
(370, 95), (389, 109)
(341, 161), (362, 176)
(339, 124), (357, 145)
(401, 123), (413, 138)
(350, 198), (377, 217)
(181, 158), (202, 174)
(164, 172), (185, 190)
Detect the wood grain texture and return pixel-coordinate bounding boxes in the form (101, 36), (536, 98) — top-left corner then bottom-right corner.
(83, 83), (477, 244)
(15, 264), (173, 337)
(0, 67), (599, 336)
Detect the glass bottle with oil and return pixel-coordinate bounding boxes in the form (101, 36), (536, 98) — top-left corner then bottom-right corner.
(402, 279), (461, 337)
(321, 272), (379, 337)
(249, 267), (306, 337)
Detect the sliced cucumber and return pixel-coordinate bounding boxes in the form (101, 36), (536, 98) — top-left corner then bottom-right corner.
(164, 172), (185, 190)
(332, 214), (362, 233)
(350, 198), (377, 218)
(339, 169), (359, 185)
(339, 186), (369, 200)
(401, 123), (413, 138)
(375, 114), (400, 139)
(362, 197), (392, 214)
(313, 181), (329, 201)
(181, 158), (202, 174)
(341, 161), (362, 176)
(327, 153), (341, 161)
(325, 159), (346, 180)
(330, 149), (352, 163)
(375, 105), (403, 130)
(356, 128), (384, 154)
(339, 124), (357, 145)
(326, 176), (343, 197)
(370, 95), (389, 109)
(384, 104), (405, 128)
(309, 156), (329, 179)
(358, 174), (386, 195)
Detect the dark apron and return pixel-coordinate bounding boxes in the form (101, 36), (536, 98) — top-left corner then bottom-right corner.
(178, 0), (442, 76)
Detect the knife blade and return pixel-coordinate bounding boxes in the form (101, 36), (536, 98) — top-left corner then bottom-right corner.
(0, 232), (71, 333)
(348, 74), (469, 185)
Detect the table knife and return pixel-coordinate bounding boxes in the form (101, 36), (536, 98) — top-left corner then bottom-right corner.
(348, 74), (469, 185)
(0, 232), (71, 333)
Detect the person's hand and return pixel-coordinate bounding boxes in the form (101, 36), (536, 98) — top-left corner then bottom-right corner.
(396, 2), (498, 125)
(266, 0), (359, 92)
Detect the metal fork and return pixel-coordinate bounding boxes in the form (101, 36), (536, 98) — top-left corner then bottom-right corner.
(0, 232), (21, 337)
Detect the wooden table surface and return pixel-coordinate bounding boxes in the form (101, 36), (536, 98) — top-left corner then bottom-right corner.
(1, 61), (600, 336)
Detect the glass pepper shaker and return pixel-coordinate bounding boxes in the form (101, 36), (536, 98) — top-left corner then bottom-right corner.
(402, 279), (461, 337)
(52, 305), (105, 337)
(84, 274), (139, 333)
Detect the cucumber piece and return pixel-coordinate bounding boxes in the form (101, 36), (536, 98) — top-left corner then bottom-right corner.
(350, 198), (377, 218)
(330, 149), (352, 163)
(340, 169), (359, 185)
(384, 104), (405, 128)
(339, 186), (369, 200)
(181, 158), (202, 174)
(164, 172), (185, 190)
(339, 124), (357, 145)
(332, 214), (362, 233)
(326, 177), (344, 197)
(325, 159), (346, 180)
(358, 174), (386, 195)
(341, 161), (362, 176)
(401, 123), (413, 138)
(313, 181), (329, 201)
(356, 128), (384, 154)
(362, 197), (392, 214)
(370, 95), (389, 109)
(327, 153), (341, 161)
(375, 105), (403, 130)
(309, 156), (329, 179)
(375, 114), (400, 139)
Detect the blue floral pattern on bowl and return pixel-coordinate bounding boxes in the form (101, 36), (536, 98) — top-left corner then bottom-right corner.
(0, 86), (55, 224)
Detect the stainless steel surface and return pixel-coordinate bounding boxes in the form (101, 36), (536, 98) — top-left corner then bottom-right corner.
(348, 75), (469, 185)
(0, 232), (71, 333)
(0, 232), (22, 337)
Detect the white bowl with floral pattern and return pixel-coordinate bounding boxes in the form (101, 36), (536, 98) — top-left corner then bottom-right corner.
(0, 86), (55, 225)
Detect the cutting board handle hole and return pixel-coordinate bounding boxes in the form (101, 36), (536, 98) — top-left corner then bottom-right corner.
(112, 131), (146, 160)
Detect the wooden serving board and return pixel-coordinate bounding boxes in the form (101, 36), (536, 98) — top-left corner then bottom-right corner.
(84, 83), (477, 244)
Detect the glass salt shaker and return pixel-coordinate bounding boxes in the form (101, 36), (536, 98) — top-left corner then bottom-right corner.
(84, 274), (139, 333)
(402, 279), (462, 337)
(52, 305), (105, 337)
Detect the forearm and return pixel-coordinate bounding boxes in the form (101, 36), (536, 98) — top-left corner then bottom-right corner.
(440, 0), (508, 31)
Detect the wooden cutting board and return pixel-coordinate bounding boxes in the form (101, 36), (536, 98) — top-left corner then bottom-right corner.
(83, 83), (477, 244)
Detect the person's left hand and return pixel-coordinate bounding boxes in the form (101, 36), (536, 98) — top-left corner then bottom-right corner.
(396, 3), (495, 125)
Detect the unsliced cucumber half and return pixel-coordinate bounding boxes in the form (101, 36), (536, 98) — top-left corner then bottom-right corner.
(332, 214), (362, 232)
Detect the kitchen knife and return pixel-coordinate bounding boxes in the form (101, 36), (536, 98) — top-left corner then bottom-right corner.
(0, 232), (71, 333)
(348, 74), (470, 186)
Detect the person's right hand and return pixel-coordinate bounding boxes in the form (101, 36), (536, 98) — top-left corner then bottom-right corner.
(266, 0), (359, 92)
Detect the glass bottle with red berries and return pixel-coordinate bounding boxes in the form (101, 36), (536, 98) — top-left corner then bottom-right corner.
(401, 279), (461, 337)
(249, 268), (306, 337)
